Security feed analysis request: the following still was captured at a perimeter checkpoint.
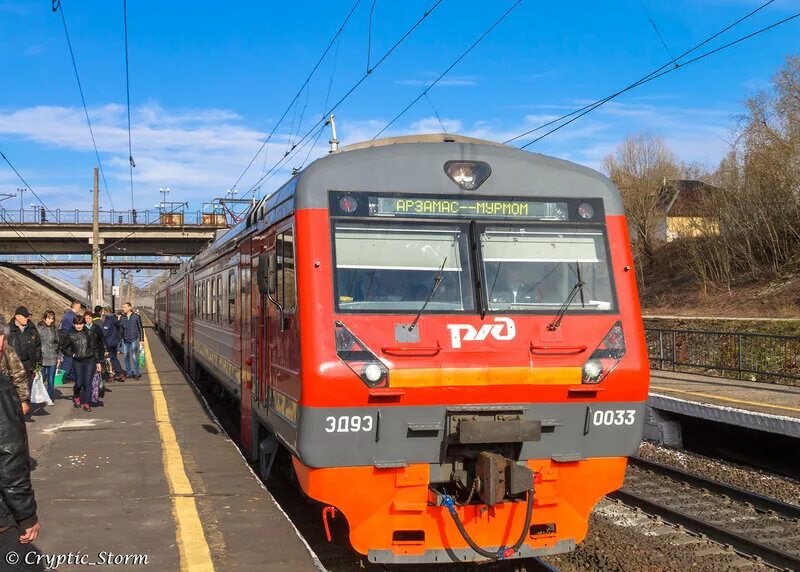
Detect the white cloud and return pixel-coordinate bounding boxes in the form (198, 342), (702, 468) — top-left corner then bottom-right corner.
(0, 104), (310, 209)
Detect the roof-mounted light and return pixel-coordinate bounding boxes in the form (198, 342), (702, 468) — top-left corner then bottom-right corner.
(444, 161), (491, 191)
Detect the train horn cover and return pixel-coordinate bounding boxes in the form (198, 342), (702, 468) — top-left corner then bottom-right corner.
(444, 161), (491, 191)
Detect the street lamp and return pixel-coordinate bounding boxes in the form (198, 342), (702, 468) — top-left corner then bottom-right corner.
(159, 187), (170, 211)
(17, 188), (25, 212)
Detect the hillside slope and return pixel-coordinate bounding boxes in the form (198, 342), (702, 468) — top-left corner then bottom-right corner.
(0, 267), (71, 323)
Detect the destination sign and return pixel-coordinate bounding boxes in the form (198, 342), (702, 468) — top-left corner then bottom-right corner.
(371, 197), (568, 220)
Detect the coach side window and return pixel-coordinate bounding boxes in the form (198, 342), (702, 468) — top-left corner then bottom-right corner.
(276, 229), (296, 313)
(227, 269), (236, 325)
(216, 275), (222, 322)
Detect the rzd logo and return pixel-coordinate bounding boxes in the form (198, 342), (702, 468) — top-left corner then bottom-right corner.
(447, 317), (516, 349)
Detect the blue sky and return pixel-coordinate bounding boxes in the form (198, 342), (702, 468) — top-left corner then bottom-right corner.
(0, 0), (798, 214)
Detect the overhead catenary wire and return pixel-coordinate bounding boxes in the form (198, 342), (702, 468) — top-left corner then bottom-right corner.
(123, 0), (136, 210)
(228, 0), (364, 196)
(372, 0), (523, 140)
(636, 0), (674, 59)
(0, 149), (86, 246)
(504, 0), (780, 147)
(515, 7), (800, 149)
(424, 92), (448, 133)
(247, 0), (446, 197)
(54, 0), (115, 211)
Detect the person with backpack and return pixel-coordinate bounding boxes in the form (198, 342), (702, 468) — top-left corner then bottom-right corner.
(8, 307), (42, 421)
(59, 315), (102, 412)
(35, 310), (59, 403)
(101, 307), (124, 381)
(120, 302), (144, 380)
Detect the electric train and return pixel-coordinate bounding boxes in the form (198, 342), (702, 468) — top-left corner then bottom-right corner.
(153, 133), (649, 563)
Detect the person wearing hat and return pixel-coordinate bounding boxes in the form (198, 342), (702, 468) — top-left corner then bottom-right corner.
(8, 307), (41, 421)
(0, 316), (31, 415)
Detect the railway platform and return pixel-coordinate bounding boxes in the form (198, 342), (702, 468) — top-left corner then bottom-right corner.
(22, 325), (320, 571)
(644, 370), (800, 446)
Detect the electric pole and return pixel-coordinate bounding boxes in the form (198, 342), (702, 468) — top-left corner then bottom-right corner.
(91, 167), (103, 307)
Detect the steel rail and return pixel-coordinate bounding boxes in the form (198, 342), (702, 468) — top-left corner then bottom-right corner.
(629, 456), (800, 520)
(609, 457), (800, 570)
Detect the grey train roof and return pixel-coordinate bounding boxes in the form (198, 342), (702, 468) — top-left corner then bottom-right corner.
(294, 133), (624, 214)
(201, 134), (624, 262)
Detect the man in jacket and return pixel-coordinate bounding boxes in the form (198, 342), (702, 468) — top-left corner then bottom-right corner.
(100, 307), (124, 381)
(0, 321), (42, 570)
(59, 301), (82, 385)
(8, 307), (41, 421)
(120, 302), (144, 380)
(0, 317), (31, 417)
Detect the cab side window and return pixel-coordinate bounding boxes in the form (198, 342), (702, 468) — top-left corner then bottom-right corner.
(275, 229), (296, 313)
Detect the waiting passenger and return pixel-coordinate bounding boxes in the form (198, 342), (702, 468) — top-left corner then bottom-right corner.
(59, 315), (102, 412)
(0, 316), (31, 416)
(0, 322), (42, 569)
(8, 307), (42, 422)
(59, 301), (82, 386)
(101, 307), (124, 381)
(120, 302), (144, 380)
(36, 310), (59, 403)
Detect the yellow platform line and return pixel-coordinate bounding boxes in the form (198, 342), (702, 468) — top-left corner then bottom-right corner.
(144, 333), (215, 572)
(651, 385), (800, 414)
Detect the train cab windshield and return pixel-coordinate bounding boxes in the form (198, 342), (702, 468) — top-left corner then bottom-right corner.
(482, 227), (614, 312)
(334, 223), (476, 312)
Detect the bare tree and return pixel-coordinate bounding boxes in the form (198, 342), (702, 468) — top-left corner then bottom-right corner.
(603, 134), (682, 276)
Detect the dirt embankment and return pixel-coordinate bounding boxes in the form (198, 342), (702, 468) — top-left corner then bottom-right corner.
(0, 267), (71, 323)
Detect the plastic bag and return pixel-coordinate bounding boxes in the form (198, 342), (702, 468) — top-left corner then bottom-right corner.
(138, 345), (145, 369)
(91, 371), (103, 403)
(30, 371), (53, 405)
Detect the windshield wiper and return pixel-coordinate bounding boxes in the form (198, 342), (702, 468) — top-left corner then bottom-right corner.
(547, 274), (585, 332)
(409, 257), (447, 330)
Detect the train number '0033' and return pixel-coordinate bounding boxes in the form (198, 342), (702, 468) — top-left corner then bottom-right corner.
(592, 409), (636, 426)
(324, 415), (374, 433)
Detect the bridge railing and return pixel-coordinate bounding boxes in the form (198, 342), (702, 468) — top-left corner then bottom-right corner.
(646, 327), (800, 386)
(0, 208), (228, 226)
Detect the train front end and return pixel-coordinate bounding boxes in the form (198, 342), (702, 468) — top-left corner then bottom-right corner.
(291, 136), (649, 563)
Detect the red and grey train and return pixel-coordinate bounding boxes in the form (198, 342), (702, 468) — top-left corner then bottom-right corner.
(153, 134), (649, 564)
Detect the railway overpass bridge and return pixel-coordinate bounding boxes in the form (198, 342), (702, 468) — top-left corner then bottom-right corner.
(0, 208), (227, 256)
(0, 255), (183, 270)
(0, 206), (231, 306)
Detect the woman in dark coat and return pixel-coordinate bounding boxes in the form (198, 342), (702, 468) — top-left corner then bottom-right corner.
(59, 316), (102, 412)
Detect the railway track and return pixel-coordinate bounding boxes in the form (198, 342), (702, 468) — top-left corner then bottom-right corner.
(610, 456), (800, 570)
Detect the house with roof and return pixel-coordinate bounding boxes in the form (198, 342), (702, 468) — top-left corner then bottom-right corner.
(657, 179), (720, 242)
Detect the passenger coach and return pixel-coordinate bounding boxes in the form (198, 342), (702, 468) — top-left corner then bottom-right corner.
(155, 134), (649, 563)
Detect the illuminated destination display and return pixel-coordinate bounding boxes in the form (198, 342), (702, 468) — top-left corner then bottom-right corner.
(372, 197), (568, 220)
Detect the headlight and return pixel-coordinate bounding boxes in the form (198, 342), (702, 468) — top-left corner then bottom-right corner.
(582, 359), (603, 384)
(362, 363), (385, 386)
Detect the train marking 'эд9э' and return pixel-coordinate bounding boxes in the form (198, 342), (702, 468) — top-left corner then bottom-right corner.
(154, 134), (649, 564)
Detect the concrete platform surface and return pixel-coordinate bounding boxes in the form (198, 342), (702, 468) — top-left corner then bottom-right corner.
(23, 328), (321, 572)
(648, 370), (800, 438)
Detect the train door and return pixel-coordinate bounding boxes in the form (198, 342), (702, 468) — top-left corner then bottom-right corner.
(183, 276), (191, 371)
(239, 241), (254, 457)
(265, 223), (300, 447)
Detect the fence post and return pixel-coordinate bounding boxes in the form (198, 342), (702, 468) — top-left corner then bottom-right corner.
(737, 334), (743, 380)
(671, 330), (676, 371)
(658, 330), (664, 370)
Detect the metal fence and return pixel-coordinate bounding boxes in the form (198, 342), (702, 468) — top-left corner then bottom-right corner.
(0, 208), (227, 226)
(646, 328), (800, 385)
